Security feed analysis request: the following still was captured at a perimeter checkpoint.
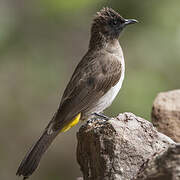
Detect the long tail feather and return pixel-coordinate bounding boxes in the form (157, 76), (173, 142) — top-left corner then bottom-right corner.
(16, 130), (58, 179)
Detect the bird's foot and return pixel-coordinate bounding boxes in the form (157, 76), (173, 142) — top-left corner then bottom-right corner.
(87, 113), (110, 125)
(87, 117), (97, 124)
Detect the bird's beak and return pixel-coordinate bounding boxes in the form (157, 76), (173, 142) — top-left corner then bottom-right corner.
(124, 19), (138, 26)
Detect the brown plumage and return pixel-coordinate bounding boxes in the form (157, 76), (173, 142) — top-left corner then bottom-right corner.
(16, 7), (138, 179)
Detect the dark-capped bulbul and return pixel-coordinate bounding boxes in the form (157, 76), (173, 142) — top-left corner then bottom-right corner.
(16, 7), (138, 179)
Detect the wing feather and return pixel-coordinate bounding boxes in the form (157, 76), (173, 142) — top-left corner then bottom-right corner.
(52, 51), (122, 131)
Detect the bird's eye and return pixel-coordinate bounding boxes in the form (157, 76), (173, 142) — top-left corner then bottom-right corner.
(113, 20), (117, 25)
(109, 19), (118, 27)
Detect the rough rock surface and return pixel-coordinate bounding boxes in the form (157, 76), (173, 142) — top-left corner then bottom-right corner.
(77, 113), (176, 180)
(136, 143), (180, 180)
(152, 89), (180, 142)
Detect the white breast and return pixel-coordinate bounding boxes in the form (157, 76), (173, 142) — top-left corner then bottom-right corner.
(91, 50), (125, 113)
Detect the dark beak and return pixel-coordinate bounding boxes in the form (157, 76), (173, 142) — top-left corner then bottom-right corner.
(124, 19), (138, 26)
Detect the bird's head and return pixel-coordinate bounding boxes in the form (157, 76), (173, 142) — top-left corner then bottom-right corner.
(90, 7), (138, 44)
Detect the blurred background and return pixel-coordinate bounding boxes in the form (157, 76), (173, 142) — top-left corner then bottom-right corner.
(0, 0), (179, 179)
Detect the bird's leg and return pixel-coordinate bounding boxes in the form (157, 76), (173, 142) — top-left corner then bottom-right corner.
(87, 117), (97, 124)
(93, 112), (110, 121)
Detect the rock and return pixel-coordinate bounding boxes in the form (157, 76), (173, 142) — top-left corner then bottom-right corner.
(136, 143), (180, 180)
(152, 89), (180, 142)
(76, 113), (176, 180)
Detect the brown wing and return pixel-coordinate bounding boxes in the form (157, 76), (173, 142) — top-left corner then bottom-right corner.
(52, 50), (122, 131)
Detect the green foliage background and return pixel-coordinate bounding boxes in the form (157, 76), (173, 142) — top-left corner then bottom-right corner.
(0, 0), (179, 179)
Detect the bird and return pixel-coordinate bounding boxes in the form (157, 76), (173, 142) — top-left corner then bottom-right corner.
(16, 7), (138, 179)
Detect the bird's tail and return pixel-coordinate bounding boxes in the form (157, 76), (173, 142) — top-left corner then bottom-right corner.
(16, 113), (81, 179)
(16, 129), (59, 179)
